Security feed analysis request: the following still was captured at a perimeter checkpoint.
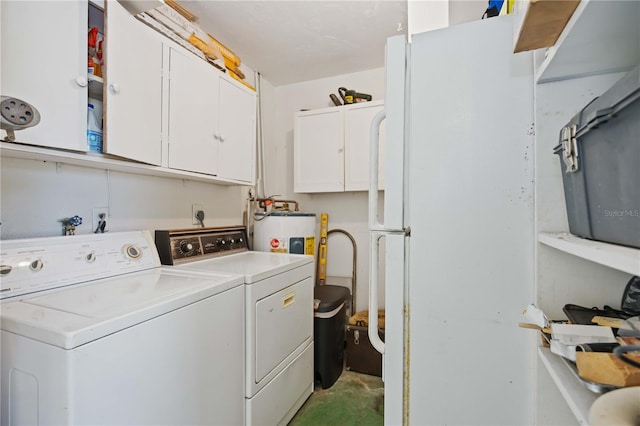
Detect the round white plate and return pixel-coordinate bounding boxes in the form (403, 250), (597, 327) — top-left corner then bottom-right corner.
(589, 386), (640, 425)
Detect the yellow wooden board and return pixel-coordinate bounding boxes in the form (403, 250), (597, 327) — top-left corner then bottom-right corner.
(317, 213), (328, 284)
(514, 0), (581, 52)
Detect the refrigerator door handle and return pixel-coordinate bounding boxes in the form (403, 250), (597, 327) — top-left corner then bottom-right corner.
(368, 110), (386, 231)
(368, 230), (385, 354)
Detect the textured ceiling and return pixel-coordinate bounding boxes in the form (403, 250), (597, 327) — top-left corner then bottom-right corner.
(178, 1), (408, 86)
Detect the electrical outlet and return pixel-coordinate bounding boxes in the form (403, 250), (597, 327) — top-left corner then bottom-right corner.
(92, 207), (109, 233)
(192, 204), (204, 225)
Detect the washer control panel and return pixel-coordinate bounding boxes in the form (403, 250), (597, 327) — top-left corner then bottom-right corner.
(0, 231), (159, 300)
(155, 227), (249, 265)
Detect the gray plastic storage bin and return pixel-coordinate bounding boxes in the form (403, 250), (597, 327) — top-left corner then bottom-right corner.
(554, 65), (640, 248)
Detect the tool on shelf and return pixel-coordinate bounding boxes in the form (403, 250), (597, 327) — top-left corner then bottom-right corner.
(335, 87), (372, 105)
(338, 87), (347, 103)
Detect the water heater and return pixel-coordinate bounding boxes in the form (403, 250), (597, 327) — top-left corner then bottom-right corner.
(253, 212), (317, 255)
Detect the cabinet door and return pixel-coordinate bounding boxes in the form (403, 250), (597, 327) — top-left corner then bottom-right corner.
(294, 109), (344, 193)
(105, 0), (163, 165)
(0, 1), (87, 151)
(167, 48), (219, 175)
(344, 102), (385, 191)
(217, 78), (256, 183)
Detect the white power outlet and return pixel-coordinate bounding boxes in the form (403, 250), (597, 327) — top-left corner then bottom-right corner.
(92, 207), (109, 233)
(192, 204), (204, 225)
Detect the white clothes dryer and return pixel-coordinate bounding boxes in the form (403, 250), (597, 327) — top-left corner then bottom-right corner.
(155, 227), (314, 426)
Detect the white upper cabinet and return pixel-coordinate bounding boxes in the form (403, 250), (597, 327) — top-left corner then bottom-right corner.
(1, 1), (87, 151)
(294, 108), (345, 193)
(105, 0), (163, 165)
(344, 101), (385, 191)
(528, 1), (640, 424)
(294, 100), (384, 193)
(217, 78), (256, 184)
(0, 0), (257, 185)
(167, 48), (256, 182)
(167, 47), (220, 175)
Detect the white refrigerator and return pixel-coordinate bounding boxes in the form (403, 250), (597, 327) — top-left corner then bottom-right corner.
(367, 15), (536, 425)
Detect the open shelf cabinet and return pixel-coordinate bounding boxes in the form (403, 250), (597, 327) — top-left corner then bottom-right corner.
(531, 0), (640, 424)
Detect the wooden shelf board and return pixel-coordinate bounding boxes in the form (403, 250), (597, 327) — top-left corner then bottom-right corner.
(514, 0), (581, 53)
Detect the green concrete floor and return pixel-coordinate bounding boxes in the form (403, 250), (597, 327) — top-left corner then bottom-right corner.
(289, 370), (384, 426)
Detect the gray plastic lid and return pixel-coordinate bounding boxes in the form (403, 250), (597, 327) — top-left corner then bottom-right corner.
(314, 285), (350, 313)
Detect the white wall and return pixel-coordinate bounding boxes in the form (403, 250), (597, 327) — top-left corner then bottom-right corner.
(408, 0), (449, 36)
(260, 68), (386, 312)
(449, 0), (490, 25)
(0, 157), (248, 239)
(408, 0), (489, 37)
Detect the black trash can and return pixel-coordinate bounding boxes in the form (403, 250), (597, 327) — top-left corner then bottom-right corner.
(314, 285), (350, 389)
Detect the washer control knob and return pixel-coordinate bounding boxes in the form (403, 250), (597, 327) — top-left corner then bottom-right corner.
(124, 244), (142, 260)
(86, 252), (97, 263)
(179, 241), (194, 254)
(30, 259), (44, 272)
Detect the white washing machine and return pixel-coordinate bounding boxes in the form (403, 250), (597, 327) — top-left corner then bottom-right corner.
(155, 227), (314, 426)
(0, 231), (245, 425)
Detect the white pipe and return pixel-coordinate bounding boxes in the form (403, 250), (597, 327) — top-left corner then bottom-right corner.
(255, 72), (267, 198)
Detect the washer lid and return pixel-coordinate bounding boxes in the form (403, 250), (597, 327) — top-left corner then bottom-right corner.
(0, 268), (243, 349)
(177, 251), (312, 283)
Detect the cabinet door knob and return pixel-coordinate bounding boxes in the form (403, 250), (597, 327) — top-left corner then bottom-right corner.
(214, 133), (220, 140)
(75, 76), (88, 87)
(219, 134), (225, 142)
(109, 83), (121, 94)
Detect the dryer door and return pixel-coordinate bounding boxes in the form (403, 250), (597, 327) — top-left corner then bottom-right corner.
(254, 277), (313, 382)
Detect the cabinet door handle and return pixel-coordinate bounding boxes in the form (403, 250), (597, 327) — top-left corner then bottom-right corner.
(214, 133), (220, 140)
(219, 134), (225, 142)
(109, 83), (121, 94)
(75, 76), (88, 87)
